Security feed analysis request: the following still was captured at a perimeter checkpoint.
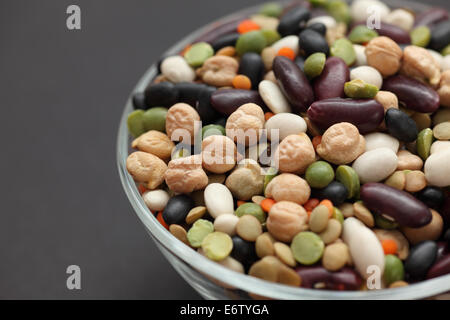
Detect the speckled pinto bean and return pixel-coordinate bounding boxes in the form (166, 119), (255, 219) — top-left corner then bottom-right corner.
(360, 183), (432, 228)
(313, 57), (350, 101)
(210, 89), (265, 116)
(307, 98), (384, 134)
(295, 266), (362, 290)
(273, 56), (314, 113)
(382, 75), (440, 113)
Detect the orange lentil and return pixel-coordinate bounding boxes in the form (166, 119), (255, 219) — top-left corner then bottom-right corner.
(264, 112), (275, 121)
(304, 198), (320, 212)
(312, 135), (322, 150)
(232, 75), (252, 90)
(237, 200), (247, 207)
(261, 198), (276, 212)
(319, 199), (334, 217)
(138, 184), (147, 195)
(156, 211), (169, 230)
(237, 19), (261, 34)
(381, 239), (398, 255)
(277, 47), (296, 60)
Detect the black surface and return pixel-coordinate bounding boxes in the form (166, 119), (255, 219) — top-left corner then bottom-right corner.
(0, 0), (449, 300)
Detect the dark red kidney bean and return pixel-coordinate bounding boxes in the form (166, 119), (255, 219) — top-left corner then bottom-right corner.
(313, 57), (349, 101)
(175, 82), (207, 106)
(238, 53), (265, 90)
(195, 17), (243, 44)
(299, 29), (329, 56)
(417, 187), (445, 211)
(211, 33), (240, 52)
(430, 20), (450, 51)
(437, 241), (448, 262)
(162, 194), (195, 225)
(427, 254), (450, 279)
(273, 56), (314, 113)
(196, 86), (221, 124)
(351, 22), (411, 44)
(414, 8), (449, 28)
(296, 266), (362, 290)
(405, 241), (438, 279)
(210, 89), (265, 115)
(144, 82), (179, 108)
(445, 229), (450, 244)
(132, 92), (147, 110)
(277, 6), (311, 37)
(315, 181), (348, 206)
(442, 196), (450, 226)
(305, 22), (327, 36)
(385, 109), (418, 143)
(360, 183), (432, 228)
(307, 98), (383, 134)
(382, 75), (440, 113)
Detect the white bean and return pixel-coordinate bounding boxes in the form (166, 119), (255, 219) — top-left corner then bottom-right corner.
(353, 44), (368, 67)
(350, 66), (383, 89)
(306, 16), (337, 29)
(342, 217), (385, 279)
(271, 36), (299, 56)
(265, 113), (307, 141)
(142, 189), (170, 212)
(352, 147), (398, 183)
(384, 9), (414, 32)
(161, 56), (196, 83)
(442, 55), (450, 71)
(259, 80), (292, 114)
(351, 0), (390, 23)
(430, 140), (450, 155)
(204, 183), (234, 218)
(428, 49), (443, 68)
(214, 214), (239, 236)
(364, 132), (399, 153)
(425, 148), (450, 187)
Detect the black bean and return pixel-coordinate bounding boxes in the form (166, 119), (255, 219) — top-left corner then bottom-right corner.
(294, 55), (305, 72)
(317, 181), (348, 206)
(404, 241), (437, 279)
(231, 236), (257, 267)
(175, 82), (207, 106)
(196, 86), (221, 125)
(299, 29), (329, 56)
(214, 117), (227, 127)
(445, 229), (450, 244)
(385, 108), (418, 143)
(162, 195), (194, 225)
(144, 82), (179, 108)
(430, 20), (450, 51)
(417, 187), (445, 210)
(210, 89), (265, 115)
(132, 92), (148, 110)
(277, 6), (311, 37)
(211, 33), (240, 52)
(305, 22), (326, 36)
(238, 53), (265, 90)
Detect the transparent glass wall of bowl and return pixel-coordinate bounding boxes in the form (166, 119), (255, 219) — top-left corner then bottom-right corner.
(117, 0), (450, 299)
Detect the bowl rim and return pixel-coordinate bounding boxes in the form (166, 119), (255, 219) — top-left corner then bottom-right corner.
(117, 0), (450, 300)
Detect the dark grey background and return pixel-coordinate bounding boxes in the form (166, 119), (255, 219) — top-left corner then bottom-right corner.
(0, 0), (447, 300)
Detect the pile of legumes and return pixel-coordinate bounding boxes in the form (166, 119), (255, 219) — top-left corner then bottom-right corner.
(125, 0), (450, 291)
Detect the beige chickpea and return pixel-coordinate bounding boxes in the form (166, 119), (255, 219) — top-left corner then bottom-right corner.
(375, 91), (399, 130)
(266, 201), (308, 243)
(132, 130), (175, 160)
(164, 155), (208, 194)
(274, 133), (316, 174)
(401, 209), (443, 245)
(404, 170), (427, 193)
(396, 150), (423, 170)
(264, 70), (277, 83)
(165, 103), (200, 144)
(197, 55), (239, 87)
(225, 159), (264, 200)
(438, 70), (450, 108)
(365, 37), (403, 77)
(226, 103), (265, 146)
(264, 173), (311, 205)
(401, 46), (441, 87)
(201, 135), (236, 174)
(261, 47), (277, 71)
(126, 151), (167, 189)
(316, 123), (365, 165)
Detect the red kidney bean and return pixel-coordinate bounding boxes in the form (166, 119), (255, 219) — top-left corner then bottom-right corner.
(307, 98), (384, 134)
(414, 8), (449, 28)
(195, 17), (244, 44)
(436, 241), (449, 262)
(313, 57), (349, 101)
(144, 82), (179, 108)
(427, 254), (450, 279)
(210, 89), (265, 115)
(351, 22), (411, 44)
(430, 20), (450, 51)
(296, 266), (362, 290)
(277, 6), (311, 36)
(273, 56), (314, 113)
(405, 241), (438, 279)
(382, 75), (440, 114)
(360, 183), (432, 228)
(442, 196), (450, 227)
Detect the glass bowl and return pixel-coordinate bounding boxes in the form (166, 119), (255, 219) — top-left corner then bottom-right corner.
(117, 0), (450, 299)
